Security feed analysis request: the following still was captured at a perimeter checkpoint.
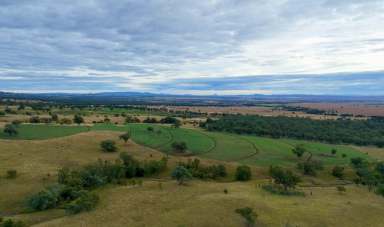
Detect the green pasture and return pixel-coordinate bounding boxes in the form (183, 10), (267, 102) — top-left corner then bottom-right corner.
(0, 124), (89, 140)
(0, 123), (374, 166)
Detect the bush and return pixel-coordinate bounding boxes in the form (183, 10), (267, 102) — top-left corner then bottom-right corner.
(100, 140), (117, 152)
(6, 169), (17, 179)
(143, 117), (158, 123)
(65, 192), (99, 214)
(59, 118), (73, 125)
(375, 184), (384, 197)
(337, 186), (347, 193)
(235, 165), (251, 181)
(73, 114), (84, 125)
(235, 207), (257, 227)
(0, 219), (25, 227)
(160, 116), (179, 124)
(27, 185), (64, 211)
(332, 166), (345, 179)
(125, 116), (140, 123)
(3, 124), (18, 136)
(350, 157), (366, 168)
(171, 166), (192, 185)
(171, 141), (187, 153)
(143, 157), (168, 176)
(262, 184), (305, 196)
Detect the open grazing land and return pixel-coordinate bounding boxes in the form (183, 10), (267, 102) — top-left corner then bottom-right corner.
(1, 99), (384, 227)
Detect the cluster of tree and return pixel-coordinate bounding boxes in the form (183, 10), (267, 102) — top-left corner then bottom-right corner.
(177, 158), (227, 180)
(280, 105), (332, 115)
(27, 153), (168, 213)
(27, 184), (99, 214)
(142, 116), (181, 127)
(350, 158), (384, 196)
(202, 115), (384, 147)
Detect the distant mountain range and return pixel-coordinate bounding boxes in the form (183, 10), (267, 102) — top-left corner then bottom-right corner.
(1, 91), (383, 105)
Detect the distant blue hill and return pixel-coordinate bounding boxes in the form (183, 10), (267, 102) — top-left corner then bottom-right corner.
(0, 91), (383, 105)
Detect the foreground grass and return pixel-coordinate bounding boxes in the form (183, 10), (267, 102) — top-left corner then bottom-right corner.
(20, 181), (384, 227)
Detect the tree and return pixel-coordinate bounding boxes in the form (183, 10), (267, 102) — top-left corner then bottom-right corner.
(173, 120), (181, 128)
(51, 113), (59, 122)
(331, 148), (338, 155)
(269, 166), (301, 191)
(332, 166), (345, 179)
(100, 140), (117, 152)
(171, 166), (192, 185)
(119, 132), (131, 144)
(3, 124), (18, 136)
(350, 157), (366, 168)
(73, 114), (84, 125)
(292, 144), (306, 158)
(235, 207), (257, 227)
(147, 126), (154, 132)
(235, 165), (252, 181)
(171, 141), (187, 153)
(375, 162), (384, 175)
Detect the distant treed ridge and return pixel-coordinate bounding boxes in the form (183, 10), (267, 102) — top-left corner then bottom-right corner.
(201, 115), (384, 147)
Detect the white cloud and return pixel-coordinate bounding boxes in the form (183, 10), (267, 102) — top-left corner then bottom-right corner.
(0, 0), (383, 94)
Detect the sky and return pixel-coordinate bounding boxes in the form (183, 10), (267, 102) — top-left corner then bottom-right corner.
(0, 0), (383, 95)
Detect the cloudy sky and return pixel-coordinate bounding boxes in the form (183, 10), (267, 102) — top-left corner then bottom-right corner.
(0, 0), (383, 95)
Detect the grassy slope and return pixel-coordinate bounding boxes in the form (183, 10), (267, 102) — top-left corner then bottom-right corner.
(32, 181), (384, 227)
(1, 130), (384, 226)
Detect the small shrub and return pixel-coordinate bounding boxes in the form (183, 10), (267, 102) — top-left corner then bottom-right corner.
(332, 166), (345, 179)
(297, 160), (323, 176)
(342, 153), (347, 158)
(337, 186), (347, 193)
(235, 165), (251, 181)
(331, 148), (338, 155)
(119, 132), (131, 143)
(223, 189), (228, 194)
(6, 169), (17, 179)
(3, 124), (18, 136)
(171, 141), (187, 153)
(262, 184), (305, 196)
(235, 207), (257, 227)
(100, 140), (117, 152)
(65, 192), (99, 214)
(0, 219), (25, 227)
(375, 184), (384, 197)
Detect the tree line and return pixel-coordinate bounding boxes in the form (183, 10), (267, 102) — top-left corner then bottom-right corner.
(201, 115), (384, 147)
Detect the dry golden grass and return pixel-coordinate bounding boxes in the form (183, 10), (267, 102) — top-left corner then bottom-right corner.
(30, 181), (384, 227)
